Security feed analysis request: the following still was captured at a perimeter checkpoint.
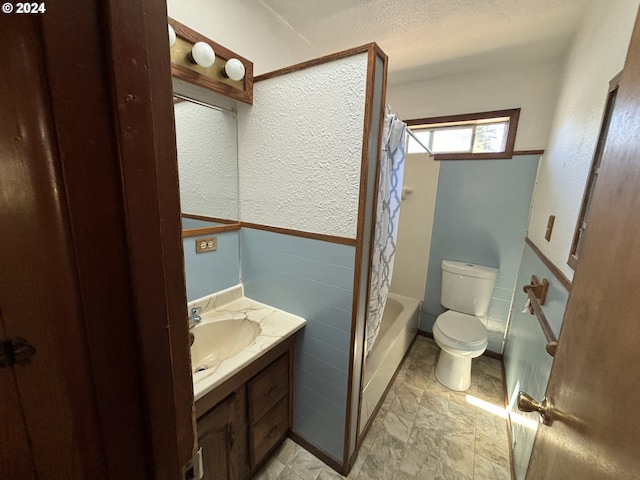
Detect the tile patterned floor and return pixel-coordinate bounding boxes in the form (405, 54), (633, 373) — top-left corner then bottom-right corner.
(255, 336), (511, 480)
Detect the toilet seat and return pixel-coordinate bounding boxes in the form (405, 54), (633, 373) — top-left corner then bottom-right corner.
(433, 310), (489, 391)
(435, 311), (487, 346)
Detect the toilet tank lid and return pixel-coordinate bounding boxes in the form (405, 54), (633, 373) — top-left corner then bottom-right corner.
(442, 260), (499, 279)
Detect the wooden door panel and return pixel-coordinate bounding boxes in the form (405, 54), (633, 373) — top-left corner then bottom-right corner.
(0, 371), (35, 480)
(0, 15), (109, 480)
(527, 6), (640, 479)
(0, 0), (194, 477)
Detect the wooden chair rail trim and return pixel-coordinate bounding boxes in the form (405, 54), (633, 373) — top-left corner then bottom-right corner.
(182, 224), (240, 237)
(182, 213), (238, 224)
(240, 222), (356, 246)
(514, 150), (545, 156)
(525, 237), (572, 291)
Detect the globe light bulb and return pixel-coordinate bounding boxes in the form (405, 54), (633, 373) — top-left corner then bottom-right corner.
(168, 24), (176, 48)
(190, 42), (216, 68)
(224, 58), (246, 81)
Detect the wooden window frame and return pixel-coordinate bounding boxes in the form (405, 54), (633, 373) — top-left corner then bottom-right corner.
(568, 72), (622, 269)
(406, 108), (520, 160)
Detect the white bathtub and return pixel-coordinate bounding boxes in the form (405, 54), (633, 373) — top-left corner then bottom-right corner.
(360, 293), (420, 432)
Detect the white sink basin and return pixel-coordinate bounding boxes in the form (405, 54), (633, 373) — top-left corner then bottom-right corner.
(187, 285), (306, 401)
(190, 319), (262, 374)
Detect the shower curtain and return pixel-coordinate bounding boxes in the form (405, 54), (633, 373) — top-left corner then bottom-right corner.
(365, 107), (407, 357)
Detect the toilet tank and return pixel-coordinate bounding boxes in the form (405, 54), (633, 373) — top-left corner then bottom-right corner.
(441, 260), (499, 316)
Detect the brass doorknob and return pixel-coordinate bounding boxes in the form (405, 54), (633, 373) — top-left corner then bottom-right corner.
(517, 391), (554, 426)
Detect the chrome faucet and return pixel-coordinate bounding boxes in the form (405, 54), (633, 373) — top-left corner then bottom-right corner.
(188, 307), (202, 329)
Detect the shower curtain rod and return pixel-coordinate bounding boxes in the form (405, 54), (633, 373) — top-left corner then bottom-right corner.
(405, 127), (433, 155)
(386, 105), (433, 155)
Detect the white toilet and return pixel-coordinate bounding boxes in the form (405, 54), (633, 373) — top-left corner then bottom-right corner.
(433, 260), (499, 391)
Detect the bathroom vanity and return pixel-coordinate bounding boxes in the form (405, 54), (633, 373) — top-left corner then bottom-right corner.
(196, 339), (293, 479)
(189, 286), (305, 479)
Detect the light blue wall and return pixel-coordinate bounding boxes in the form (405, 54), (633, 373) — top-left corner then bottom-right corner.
(421, 155), (540, 353)
(183, 230), (240, 302)
(504, 243), (568, 480)
(241, 228), (355, 462)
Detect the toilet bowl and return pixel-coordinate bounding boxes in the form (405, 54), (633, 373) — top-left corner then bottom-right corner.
(433, 310), (487, 391)
(433, 260), (498, 391)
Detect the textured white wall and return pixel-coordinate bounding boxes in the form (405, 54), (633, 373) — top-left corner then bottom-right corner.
(387, 60), (563, 151)
(166, 0), (318, 76)
(237, 54), (368, 239)
(174, 101), (239, 220)
(527, 0), (640, 281)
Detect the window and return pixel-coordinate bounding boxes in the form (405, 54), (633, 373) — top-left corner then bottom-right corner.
(406, 108), (520, 160)
(568, 72), (621, 269)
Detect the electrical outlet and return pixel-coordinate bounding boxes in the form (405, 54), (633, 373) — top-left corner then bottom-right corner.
(195, 237), (217, 253)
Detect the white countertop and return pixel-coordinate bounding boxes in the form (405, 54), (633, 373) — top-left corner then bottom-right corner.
(188, 285), (306, 401)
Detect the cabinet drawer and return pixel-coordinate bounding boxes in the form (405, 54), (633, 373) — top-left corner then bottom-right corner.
(248, 354), (288, 423)
(250, 396), (288, 468)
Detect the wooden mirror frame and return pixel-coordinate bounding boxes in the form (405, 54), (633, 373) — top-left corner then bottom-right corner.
(181, 214), (241, 238)
(567, 72), (622, 269)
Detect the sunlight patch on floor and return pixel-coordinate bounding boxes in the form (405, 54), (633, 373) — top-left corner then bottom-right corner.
(466, 394), (508, 418)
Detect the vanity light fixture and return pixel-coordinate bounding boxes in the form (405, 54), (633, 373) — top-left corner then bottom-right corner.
(168, 17), (253, 104)
(223, 58), (246, 81)
(188, 41), (216, 68)
(168, 24), (176, 48)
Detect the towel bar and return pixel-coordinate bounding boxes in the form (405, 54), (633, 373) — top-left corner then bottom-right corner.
(522, 276), (557, 357)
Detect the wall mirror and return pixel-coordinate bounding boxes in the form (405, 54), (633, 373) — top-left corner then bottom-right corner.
(174, 95), (240, 237)
(567, 71), (621, 269)
(169, 16), (253, 238)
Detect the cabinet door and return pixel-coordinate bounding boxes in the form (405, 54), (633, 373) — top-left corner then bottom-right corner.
(199, 397), (232, 480)
(198, 389), (249, 480)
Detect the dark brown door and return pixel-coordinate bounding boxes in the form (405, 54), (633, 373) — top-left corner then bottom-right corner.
(0, 0), (195, 478)
(1, 12), (114, 478)
(527, 7), (640, 479)
(0, 320), (36, 479)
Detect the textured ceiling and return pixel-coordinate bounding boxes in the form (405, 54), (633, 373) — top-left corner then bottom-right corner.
(260, 0), (594, 84)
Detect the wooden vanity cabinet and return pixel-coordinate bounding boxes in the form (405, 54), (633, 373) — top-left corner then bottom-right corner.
(198, 388), (249, 480)
(248, 354), (289, 469)
(195, 336), (295, 480)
